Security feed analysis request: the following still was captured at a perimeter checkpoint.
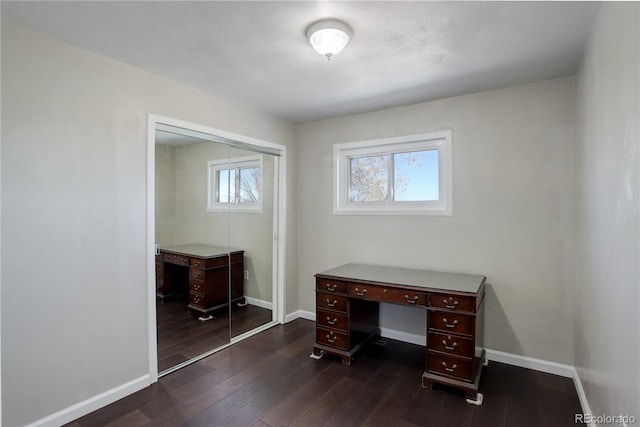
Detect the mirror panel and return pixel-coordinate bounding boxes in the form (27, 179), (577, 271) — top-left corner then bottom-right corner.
(155, 128), (231, 374)
(228, 146), (275, 338)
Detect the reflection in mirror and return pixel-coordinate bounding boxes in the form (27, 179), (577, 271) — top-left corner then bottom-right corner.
(154, 125), (280, 375)
(228, 146), (275, 338)
(154, 129), (231, 374)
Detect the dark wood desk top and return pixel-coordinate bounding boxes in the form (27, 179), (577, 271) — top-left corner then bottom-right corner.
(159, 243), (243, 259)
(316, 263), (485, 295)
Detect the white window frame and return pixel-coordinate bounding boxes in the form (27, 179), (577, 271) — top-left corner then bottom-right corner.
(334, 130), (452, 215)
(207, 154), (263, 213)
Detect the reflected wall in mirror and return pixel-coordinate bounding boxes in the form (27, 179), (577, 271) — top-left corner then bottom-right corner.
(154, 126), (277, 375)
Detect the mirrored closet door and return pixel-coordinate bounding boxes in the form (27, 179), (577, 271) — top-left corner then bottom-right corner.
(153, 122), (281, 376)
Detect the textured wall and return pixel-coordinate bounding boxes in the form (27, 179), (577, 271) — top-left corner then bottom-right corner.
(574, 2), (640, 421)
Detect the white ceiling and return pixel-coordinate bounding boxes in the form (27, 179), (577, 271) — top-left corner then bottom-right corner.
(3, 1), (600, 123)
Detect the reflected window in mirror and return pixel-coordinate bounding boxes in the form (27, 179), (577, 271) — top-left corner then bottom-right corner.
(208, 155), (263, 212)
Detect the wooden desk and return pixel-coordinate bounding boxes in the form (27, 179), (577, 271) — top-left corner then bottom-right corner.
(156, 244), (244, 319)
(312, 263), (486, 405)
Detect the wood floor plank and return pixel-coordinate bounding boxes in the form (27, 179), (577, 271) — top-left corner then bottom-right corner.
(141, 351), (289, 424)
(289, 376), (364, 427)
(433, 392), (475, 427)
(360, 365), (422, 427)
(402, 382), (447, 426)
(324, 369), (398, 427)
(468, 362), (508, 427)
(261, 362), (346, 426)
(217, 355), (334, 426)
(503, 364), (542, 427)
(175, 354), (307, 426)
(104, 409), (151, 427)
(537, 387), (585, 427)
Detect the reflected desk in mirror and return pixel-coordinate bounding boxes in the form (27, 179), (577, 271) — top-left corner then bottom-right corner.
(156, 244), (244, 319)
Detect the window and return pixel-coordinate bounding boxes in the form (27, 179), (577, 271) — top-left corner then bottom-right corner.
(208, 155), (263, 212)
(334, 130), (452, 215)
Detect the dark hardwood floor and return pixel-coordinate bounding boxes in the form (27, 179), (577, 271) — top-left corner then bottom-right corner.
(69, 319), (584, 427)
(157, 296), (273, 373)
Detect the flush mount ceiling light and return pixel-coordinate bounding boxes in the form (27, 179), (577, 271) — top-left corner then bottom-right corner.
(306, 19), (352, 60)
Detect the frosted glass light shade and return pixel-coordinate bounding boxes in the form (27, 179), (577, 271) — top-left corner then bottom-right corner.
(306, 20), (352, 59)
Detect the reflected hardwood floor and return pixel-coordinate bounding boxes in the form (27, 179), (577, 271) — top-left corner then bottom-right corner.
(157, 296), (272, 372)
(68, 319), (584, 427)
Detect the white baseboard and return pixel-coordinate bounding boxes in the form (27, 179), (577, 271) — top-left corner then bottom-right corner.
(26, 375), (150, 427)
(483, 348), (574, 378)
(285, 309), (315, 323)
(244, 296), (273, 310)
(379, 327), (425, 346)
(571, 367), (595, 427)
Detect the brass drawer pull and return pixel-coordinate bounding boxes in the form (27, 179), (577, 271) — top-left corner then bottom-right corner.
(405, 295), (419, 304)
(193, 296), (200, 303)
(327, 317), (338, 325)
(442, 318), (458, 328)
(193, 271), (201, 278)
(193, 260), (201, 266)
(326, 333), (337, 343)
(442, 362), (457, 372)
(193, 284), (201, 291)
(163, 255), (170, 261)
(442, 340), (458, 351)
(444, 298), (459, 309)
(326, 283), (337, 291)
(181, 258), (188, 264)
(354, 288), (367, 297)
(326, 299), (338, 308)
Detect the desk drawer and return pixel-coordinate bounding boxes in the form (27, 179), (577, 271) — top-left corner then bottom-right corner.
(189, 281), (205, 294)
(348, 283), (426, 306)
(316, 309), (348, 331)
(427, 353), (473, 382)
(428, 332), (473, 358)
(316, 278), (347, 294)
(189, 292), (205, 308)
(428, 311), (475, 336)
(316, 293), (347, 313)
(190, 268), (205, 282)
(162, 253), (190, 266)
(429, 293), (476, 313)
(190, 258), (206, 268)
(316, 327), (348, 350)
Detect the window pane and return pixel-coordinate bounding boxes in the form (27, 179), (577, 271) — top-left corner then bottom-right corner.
(217, 169), (235, 203)
(349, 155), (389, 202)
(393, 150), (439, 201)
(239, 166), (260, 203)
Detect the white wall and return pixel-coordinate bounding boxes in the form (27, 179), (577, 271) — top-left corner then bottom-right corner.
(296, 77), (576, 364)
(0, 22), (296, 427)
(574, 2), (639, 421)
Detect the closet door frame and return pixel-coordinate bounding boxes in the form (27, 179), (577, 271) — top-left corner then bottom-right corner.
(146, 114), (287, 383)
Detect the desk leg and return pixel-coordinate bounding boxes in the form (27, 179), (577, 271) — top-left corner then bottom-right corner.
(422, 379), (434, 390)
(309, 351), (323, 360)
(466, 392), (484, 406)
